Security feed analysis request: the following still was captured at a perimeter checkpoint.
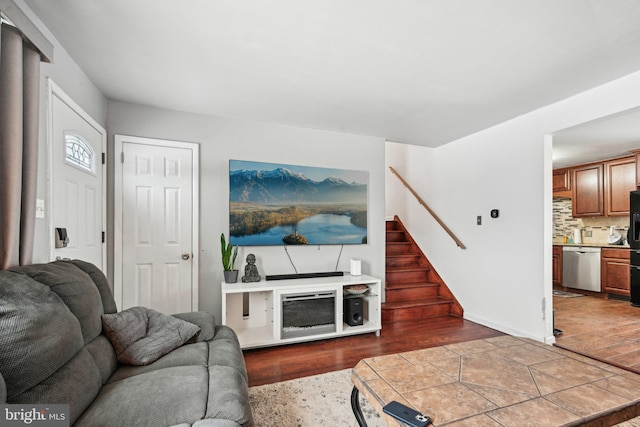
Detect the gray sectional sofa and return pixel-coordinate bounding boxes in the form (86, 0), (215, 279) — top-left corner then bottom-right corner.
(0, 260), (254, 427)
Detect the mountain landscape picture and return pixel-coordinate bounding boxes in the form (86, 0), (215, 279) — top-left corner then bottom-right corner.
(229, 160), (368, 246)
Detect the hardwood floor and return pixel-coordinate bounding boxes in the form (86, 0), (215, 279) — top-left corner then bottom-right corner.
(243, 315), (503, 387)
(553, 293), (640, 374)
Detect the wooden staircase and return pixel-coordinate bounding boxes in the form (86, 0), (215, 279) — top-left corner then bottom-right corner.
(383, 216), (463, 322)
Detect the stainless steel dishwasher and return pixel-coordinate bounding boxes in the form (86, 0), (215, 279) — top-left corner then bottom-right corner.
(562, 246), (601, 292)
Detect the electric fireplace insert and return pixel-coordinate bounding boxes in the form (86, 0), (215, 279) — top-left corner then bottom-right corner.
(281, 291), (336, 339)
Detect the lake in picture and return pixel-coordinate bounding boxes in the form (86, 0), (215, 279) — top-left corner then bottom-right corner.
(231, 214), (367, 245)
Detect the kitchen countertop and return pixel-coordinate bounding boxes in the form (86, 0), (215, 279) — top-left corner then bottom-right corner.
(552, 241), (630, 248)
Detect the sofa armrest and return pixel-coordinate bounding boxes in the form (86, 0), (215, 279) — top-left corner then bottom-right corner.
(0, 371), (6, 403)
(172, 312), (216, 342)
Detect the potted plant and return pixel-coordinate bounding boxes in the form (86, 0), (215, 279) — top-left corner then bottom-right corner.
(221, 233), (239, 283)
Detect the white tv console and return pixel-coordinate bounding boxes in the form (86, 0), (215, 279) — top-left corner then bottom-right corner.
(221, 274), (381, 349)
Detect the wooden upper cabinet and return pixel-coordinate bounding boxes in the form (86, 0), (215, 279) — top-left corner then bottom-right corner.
(561, 154), (637, 217)
(553, 168), (571, 197)
(605, 156), (636, 216)
(572, 163), (604, 217)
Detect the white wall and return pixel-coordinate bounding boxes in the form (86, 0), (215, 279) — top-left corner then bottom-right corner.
(14, 0), (108, 263)
(386, 70), (640, 343)
(107, 101), (386, 319)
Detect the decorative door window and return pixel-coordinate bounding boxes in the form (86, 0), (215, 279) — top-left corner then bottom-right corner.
(64, 133), (96, 175)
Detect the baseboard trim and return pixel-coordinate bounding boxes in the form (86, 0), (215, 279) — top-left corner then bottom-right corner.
(463, 313), (550, 344)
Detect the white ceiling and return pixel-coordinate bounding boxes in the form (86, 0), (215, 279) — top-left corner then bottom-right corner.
(22, 0), (640, 150)
(553, 107), (640, 168)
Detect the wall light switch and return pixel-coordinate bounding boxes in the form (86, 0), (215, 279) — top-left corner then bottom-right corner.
(35, 199), (45, 218)
(477, 215), (482, 225)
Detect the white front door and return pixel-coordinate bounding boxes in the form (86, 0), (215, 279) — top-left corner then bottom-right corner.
(114, 135), (199, 314)
(49, 81), (106, 268)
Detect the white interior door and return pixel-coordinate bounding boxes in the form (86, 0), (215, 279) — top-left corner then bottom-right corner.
(49, 81), (106, 269)
(114, 135), (199, 314)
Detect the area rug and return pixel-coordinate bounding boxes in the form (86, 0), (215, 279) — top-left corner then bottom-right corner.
(249, 369), (386, 427)
(553, 289), (585, 298)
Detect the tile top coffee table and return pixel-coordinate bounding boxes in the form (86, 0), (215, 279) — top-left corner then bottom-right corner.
(351, 336), (640, 426)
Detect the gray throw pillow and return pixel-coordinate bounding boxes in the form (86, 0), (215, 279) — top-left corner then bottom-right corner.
(102, 307), (200, 366)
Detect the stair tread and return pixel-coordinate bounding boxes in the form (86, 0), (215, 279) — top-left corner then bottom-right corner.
(386, 281), (439, 289)
(386, 262), (423, 268)
(387, 253), (420, 258)
(382, 297), (452, 309)
(386, 266), (429, 273)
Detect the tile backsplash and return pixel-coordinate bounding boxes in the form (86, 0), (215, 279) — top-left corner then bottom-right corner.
(553, 197), (629, 244)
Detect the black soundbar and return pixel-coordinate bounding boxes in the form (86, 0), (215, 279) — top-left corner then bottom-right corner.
(266, 271), (344, 281)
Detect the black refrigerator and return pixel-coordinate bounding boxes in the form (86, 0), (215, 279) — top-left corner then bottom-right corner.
(630, 191), (640, 306)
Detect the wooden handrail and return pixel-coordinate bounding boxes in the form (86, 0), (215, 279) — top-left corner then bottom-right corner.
(389, 166), (467, 249)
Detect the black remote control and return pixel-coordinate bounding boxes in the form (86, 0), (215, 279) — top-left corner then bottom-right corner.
(382, 401), (431, 427)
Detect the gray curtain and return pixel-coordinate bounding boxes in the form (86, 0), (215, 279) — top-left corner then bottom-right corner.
(0, 23), (41, 269)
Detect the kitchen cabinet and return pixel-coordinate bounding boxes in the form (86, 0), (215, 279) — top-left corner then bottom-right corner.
(604, 156), (636, 216)
(572, 163), (604, 217)
(553, 168), (572, 197)
(553, 245), (562, 286)
(570, 156), (637, 218)
(601, 248), (630, 296)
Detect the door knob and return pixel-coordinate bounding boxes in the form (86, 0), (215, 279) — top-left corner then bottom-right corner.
(182, 253), (190, 260)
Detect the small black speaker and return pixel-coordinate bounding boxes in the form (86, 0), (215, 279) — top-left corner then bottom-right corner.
(344, 297), (363, 326)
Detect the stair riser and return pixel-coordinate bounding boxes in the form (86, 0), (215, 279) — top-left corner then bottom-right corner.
(386, 231), (408, 243)
(385, 287), (439, 302)
(386, 270), (429, 284)
(382, 303), (452, 322)
(386, 221), (400, 231)
(386, 256), (422, 268)
(386, 244), (415, 255)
